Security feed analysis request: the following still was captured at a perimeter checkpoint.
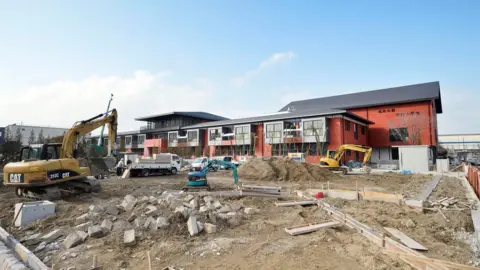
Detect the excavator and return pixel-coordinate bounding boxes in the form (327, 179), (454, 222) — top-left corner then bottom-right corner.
(320, 144), (372, 175)
(184, 159), (238, 191)
(3, 109), (118, 200)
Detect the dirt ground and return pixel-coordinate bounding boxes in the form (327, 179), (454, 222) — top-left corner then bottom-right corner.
(0, 171), (477, 270)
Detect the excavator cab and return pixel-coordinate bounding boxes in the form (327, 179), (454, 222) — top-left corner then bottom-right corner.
(18, 144), (62, 162)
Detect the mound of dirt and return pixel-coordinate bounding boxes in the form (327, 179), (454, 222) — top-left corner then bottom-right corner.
(237, 157), (339, 182)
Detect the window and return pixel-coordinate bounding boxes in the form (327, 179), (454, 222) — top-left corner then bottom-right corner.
(303, 120), (324, 136)
(209, 129), (221, 141)
(172, 155), (179, 161)
(125, 136), (132, 145)
(138, 134), (146, 145)
(355, 151), (359, 161)
(345, 121), (350, 131)
(389, 128), (409, 142)
(187, 131), (198, 142)
(346, 150), (351, 156)
(361, 126), (365, 135)
(354, 123), (358, 139)
(308, 143), (317, 156)
(271, 144), (280, 156)
(391, 147), (399, 160)
(235, 126), (250, 141)
(168, 132), (178, 143)
(266, 123), (282, 138)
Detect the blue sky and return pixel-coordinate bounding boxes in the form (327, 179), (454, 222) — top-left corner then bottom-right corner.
(0, 0), (479, 133)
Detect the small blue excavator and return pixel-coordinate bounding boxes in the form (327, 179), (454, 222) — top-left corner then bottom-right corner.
(184, 159), (238, 191)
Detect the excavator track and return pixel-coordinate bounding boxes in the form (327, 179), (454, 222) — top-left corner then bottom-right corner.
(16, 178), (102, 200)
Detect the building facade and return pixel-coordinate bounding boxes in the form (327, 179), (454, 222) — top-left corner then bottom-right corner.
(89, 82), (443, 165)
(4, 124), (68, 146)
(0, 127), (4, 145)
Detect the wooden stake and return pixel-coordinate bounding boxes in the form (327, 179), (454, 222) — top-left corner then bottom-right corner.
(147, 251), (152, 270)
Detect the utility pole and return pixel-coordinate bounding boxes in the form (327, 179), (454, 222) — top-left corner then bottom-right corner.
(98, 94), (114, 147)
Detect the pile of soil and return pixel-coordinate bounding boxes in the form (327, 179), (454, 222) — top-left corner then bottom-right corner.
(237, 157), (339, 182)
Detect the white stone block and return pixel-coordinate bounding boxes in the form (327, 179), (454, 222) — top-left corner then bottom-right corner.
(14, 201), (56, 227)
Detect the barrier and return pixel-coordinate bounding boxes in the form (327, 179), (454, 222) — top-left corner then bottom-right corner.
(464, 164), (480, 199)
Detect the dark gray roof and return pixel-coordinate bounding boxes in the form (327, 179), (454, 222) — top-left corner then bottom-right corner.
(182, 108), (373, 129)
(135, 111), (229, 121)
(279, 81), (442, 114)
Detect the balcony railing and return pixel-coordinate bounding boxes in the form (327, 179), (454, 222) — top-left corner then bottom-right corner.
(283, 130), (303, 143)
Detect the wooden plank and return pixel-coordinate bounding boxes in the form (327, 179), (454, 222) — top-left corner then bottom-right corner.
(275, 201), (317, 207)
(121, 168), (130, 179)
(383, 227), (428, 251)
(285, 221), (342, 236)
(383, 250), (480, 270)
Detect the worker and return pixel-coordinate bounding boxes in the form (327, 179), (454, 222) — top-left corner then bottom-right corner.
(116, 158), (124, 176)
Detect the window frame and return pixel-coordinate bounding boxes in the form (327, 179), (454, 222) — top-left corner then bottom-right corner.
(389, 128), (409, 142)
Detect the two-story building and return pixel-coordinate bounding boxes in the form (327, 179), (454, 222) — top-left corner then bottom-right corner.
(89, 81), (442, 165)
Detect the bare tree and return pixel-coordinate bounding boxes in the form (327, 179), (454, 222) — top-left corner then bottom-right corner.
(388, 112), (433, 145)
(28, 129), (36, 145)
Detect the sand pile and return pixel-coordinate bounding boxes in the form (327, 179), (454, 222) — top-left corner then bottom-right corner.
(237, 157), (339, 182)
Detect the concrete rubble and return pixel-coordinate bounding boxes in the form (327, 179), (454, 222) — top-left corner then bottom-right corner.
(124, 229), (136, 246)
(88, 225), (105, 238)
(187, 216), (199, 236)
(89, 205), (105, 213)
(145, 205), (158, 216)
(204, 223), (217, 234)
(101, 219), (113, 232)
(63, 232), (84, 249)
(40, 229), (64, 244)
(106, 205), (120, 216)
(74, 221), (93, 232)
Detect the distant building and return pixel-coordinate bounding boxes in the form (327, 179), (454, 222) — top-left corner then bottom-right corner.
(5, 124), (68, 146)
(439, 134), (480, 151)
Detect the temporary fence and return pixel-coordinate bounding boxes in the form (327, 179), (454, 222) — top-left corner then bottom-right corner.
(464, 164), (480, 199)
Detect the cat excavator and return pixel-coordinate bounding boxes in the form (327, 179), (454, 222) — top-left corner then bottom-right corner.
(320, 144), (372, 175)
(3, 109), (118, 200)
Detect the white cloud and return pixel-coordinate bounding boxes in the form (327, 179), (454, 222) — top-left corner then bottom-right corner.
(0, 71), (220, 134)
(231, 51), (296, 87)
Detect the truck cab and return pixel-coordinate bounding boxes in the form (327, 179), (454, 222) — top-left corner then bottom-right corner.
(191, 157), (209, 172)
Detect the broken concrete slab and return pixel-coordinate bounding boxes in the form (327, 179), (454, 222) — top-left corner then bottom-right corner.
(231, 204), (243, 211)
(88, 225), (105, 238)
(213, 201), (223, 209)
(204, 223), (217, 234)
(22, 233), (41, 246)
(190, 199), (199, 210)
(226, 212), (238, 217)
(149, 196), (158, 205)
(174, 206), (188, 216)
(14, 200), (56, 227)
(74, 221), (93, 232)
(121, 199), (137, 212)
(144, 217), (155, 230)
(34, 242), (46, 252)
(76, 231), (88, 242)
(63, 232), (83, 249)
(75, 213), (90, 225)
(203, 196), (213, 203)
(88, 205), (105, 213)
(101, 219), (113, 232)
(124, 229), (136, 246)
(187, 216), (199, 236)
(133, 219), (141, 228)
(40, 229), (64, 244)
(145, 205), (158, 216)
(217, 205), (232, 213)
(138, 196), (150, 204)
(127, 212), (137, 222)
(124, 194), (136, 203)
(105, 205), (120, 216)
(156, 217), (170, 229)
(197, 221), (204, 233)
(184, 194), (194, 202)
(199, 206), (209, 213)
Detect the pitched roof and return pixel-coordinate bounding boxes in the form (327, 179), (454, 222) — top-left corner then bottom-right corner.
(181, 108), (373, 130)
(279, 81), (442, 113)
(135, 111), (229, 122)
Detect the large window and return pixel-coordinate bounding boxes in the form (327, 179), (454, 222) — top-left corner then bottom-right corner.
(235, 126), (250, 141)
(265, 123), (282, 138)
(303, 119), (324, 136)
(209, 128), (221, 141)
(354, 123), (358, 139)
(345, 121), (351, 131)
(137, 134), (146, 145)
(168, 132), (178, 142)
(125, 136), (132, 145)
(187, 131), (198, 142)
(389, 128), (408, 142)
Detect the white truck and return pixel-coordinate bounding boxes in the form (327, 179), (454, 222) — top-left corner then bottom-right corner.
(129, 153), (181, 177)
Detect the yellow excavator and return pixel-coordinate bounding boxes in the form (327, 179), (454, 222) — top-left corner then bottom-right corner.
(3, 109), (118, 200)
(320, 144), (372, 175)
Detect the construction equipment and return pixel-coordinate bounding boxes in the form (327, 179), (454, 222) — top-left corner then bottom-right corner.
(320, 144), (372, 174)
(183, 160), (238, 191)
(2, 109), (118, 200)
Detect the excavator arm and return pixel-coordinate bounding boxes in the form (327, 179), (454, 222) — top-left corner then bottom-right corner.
(332, 144), (372, 166)
(60, 109), (118, 158)
(201, 160), (239, 184)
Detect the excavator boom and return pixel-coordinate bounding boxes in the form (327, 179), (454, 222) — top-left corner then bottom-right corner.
(320, 144), (372, 174)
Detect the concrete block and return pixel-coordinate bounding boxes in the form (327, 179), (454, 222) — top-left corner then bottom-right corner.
(244, 208), (258, 215)
(138, 196), (149, 204)
(199, 206), (209, 213)
(174, 206), (188, 217)
(101, 219), (113, 232)
(133, 219), (141, 228)
(88, 225), (105, 238)
(436, 159), (449, 173)
(124, 194), (136, 203)
(149, 196), (158, 205)
(144, 217), (155, 230)
(204, 223), (217, 234)
(124, 229), (136, 246)
(145, 206), (158, 216)
(404, 199), (425, 208)
(326, 190), (358, 200)
(63, 232), (83, 249)
(105, 205), (119, 216)
(187, 216), (199, 236)
(213, 201), (222, 209)
(203, 196), (214, 203)
(75, 213), (90, 225)
(156, 217), (170, 229)
(76, 231), (88, 242)
(184, 194), (194, 202)
(88, 205), (105, 213)
(217, 205), (231, 213)
(190, 199), (199, 210)
(14, 201), (56, 227)
(34, 242), (46, 252)
(197, 221), (204, 233)
(127, 212), (137, 222)
(121, 199), (137, 212)
(74, 221), (93, 232)
(40, 229), (64, 244)
(21, 233), (41, 246)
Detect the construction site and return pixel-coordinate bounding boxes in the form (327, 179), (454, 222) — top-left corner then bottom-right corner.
(1, 82), (480, 270)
